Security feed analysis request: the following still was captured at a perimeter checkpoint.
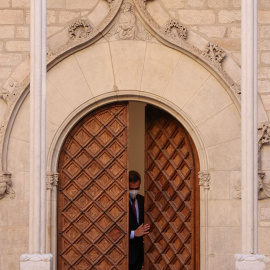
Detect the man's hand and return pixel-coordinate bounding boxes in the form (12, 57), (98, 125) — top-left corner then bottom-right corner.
(134, 224), (150, 237)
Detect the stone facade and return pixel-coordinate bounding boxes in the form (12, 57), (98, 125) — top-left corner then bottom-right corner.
(0, 0), (270, 270)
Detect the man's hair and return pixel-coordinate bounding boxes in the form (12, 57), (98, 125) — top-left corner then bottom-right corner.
(129, 170), (141, 183)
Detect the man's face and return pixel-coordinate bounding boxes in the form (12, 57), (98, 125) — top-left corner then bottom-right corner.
(129, 180), (141, 191)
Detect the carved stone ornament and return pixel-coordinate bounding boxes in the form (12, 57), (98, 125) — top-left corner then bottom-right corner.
(0, 172), (15, 200)
(258, 121), (270, 150)
(234, 254), (265, 262)
(20, 254), (53, 262)
(46, 172), (59, 189)
(164, 19), (187, 40)
(201, 42), (226, 67)
(68, 19), (93, 40)
(198, 171), (210, 190)
(108, 1), (152, 41)
(105, 0), (115, 8)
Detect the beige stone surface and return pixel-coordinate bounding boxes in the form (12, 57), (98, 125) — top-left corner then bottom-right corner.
(261, 52), (270, 64)
(10, 94), (29, 142)
(208, 200), (241, 227)
(187, 0), (205, 8)
(47, 0), (65, 9)
(208, 226), (241, 254)
(259, 80), (270, 93)
(16, 26), (29, 39)
(207, 139), (241, 171)
(46, 81), (73, 126)
(199, 26), (227, 38)
(208, 255), (234, 270)
(141, 42), (180, 97)
(229, 171), (241, 200)
(260, 26), (270, 39)
(222, 56), (241, 83)
(261, 94), (270, 110)
(209, 171), (230, 200)
(259, 11), (270, 24)
(230, 26), (241, 38)
(6, 41), (30, 52)
(47, 54), (93, 108)
(198, 104), (241, 147)
(47, 26), (63, 37)
(0, 68), (11, 79)
(218, 10), (241, 23)
(11, 0), (30, 8)
(66, 0), (99, 10)
(179, 10), (216, 25)
(88, 0), (109, 26)
(7, 138), (29, 172)
(75, 42), (114, 97)
(147, 1), (170, 26)
(0, 10), (24, 25)
(59, 11), (80, 24)
(232, 0), (241, 8)
(163, 53), (210, 107)
(0, 0), (10, 8)
(0, 26), (15, 38)
(208, 0), (229, 8)
(160, 0), (185, 9)
(0, 53), (23, 66)
(182, 75), (233, 125)
(261, 144), (270, 170)
(110, 40), (146, 91)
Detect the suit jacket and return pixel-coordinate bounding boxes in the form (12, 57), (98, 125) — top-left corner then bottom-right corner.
(129, 194), (144, 266)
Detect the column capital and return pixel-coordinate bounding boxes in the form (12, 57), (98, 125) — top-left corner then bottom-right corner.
(20, 254), (53, 270)
(235, 254), (266, 270)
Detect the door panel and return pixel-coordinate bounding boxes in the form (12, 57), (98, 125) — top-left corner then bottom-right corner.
(145, 105), (199, 270)
(58, 103), (129, 270)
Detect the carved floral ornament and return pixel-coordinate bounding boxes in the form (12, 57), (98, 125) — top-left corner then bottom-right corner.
(68, 19), (93, 40)
(201, 42), (226, 67)
(0, 172), (15, 200)
(46, 172), (59, 189)
(198, 171), (210, 190)
(164, 19), (187, 40)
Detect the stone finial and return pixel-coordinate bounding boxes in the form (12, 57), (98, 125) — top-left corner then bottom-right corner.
(164, 19), (187, 40)
(198, 171), (210, 190)
(201, 42), (226, 67)
(0, 172), (15, 200)
(46, 172), (59, 189)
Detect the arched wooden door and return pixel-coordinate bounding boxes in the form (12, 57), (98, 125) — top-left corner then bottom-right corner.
(144, 105), (200, 269)
(57, 103), (129, 270)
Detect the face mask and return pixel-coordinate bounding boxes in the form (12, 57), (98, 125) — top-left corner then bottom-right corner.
(129, 190), (139, 200)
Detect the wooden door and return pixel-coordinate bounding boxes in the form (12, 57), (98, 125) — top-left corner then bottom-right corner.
(58, 103), (129, 270)
(144, 105), (200, 270)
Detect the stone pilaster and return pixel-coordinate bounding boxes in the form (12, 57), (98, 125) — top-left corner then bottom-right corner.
(235, 0), (265, 268)
(20, 0), (52, 268)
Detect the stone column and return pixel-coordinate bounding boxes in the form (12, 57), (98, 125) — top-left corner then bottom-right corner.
(235, 0), (265, 269)
(20, 0), (53, 268)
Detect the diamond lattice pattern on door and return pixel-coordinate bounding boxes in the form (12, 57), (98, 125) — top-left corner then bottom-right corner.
(58, 103), (128, 270)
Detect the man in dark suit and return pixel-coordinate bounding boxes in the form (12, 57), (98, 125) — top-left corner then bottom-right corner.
(129, 171), (150, 270)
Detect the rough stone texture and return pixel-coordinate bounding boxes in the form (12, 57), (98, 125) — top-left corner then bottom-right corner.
(187, 0), (205, 8)
(208, 0), (229, 8)
(199, 26), (227, 38)
(0, 10), (24, 24)
(218, 10), (241, 23)
(261, 52), (270, 64)
(6, 41), (30, 52)
(179, 10), (216, 24)
(16, 27), (29, 39)
(160, 0), (185, 9)
(59, 11), (80, 24)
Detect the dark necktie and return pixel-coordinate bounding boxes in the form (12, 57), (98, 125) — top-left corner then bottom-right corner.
(132, 199), (137, 218)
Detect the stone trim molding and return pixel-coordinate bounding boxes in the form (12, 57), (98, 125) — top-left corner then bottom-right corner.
(198, 171), (210, 190)
(20, 254), (53, 262)
(68, 19), (93, 40)
(46, 173), (59, 190)
(234, 253), (265, 262)
(0, 171), (15, 200)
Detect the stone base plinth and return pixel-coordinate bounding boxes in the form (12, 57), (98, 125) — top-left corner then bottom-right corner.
(235, 254), (266, 270)
(20, 254), (53, 270)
